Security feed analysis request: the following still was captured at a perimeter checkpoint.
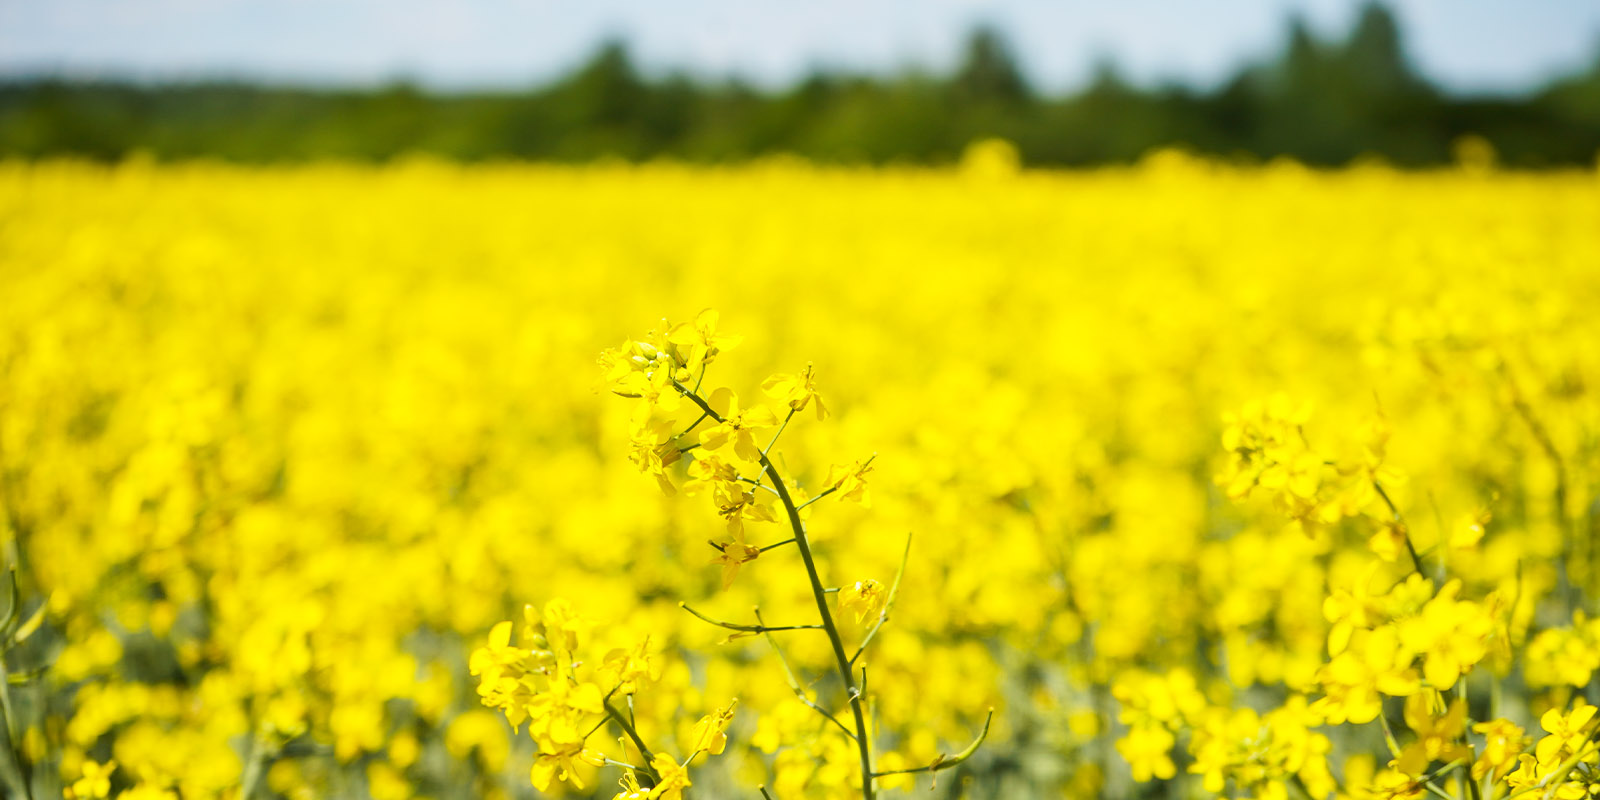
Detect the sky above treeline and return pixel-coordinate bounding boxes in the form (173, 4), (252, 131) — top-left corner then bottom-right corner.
(2, 0), (1597, 96)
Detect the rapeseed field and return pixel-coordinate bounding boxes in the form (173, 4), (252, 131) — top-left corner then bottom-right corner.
(2, 149), (1599, 799)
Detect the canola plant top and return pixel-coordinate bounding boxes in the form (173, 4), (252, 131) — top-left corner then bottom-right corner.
(0, 151), (1598, 799)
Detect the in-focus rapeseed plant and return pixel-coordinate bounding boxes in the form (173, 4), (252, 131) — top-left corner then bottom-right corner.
(592, 311), (990, 799)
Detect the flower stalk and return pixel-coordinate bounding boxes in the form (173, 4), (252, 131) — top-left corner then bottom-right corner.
(672, 380), (878, 799)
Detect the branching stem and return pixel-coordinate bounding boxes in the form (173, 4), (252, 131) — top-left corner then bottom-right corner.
(755, 609), (859, 742)
(605, 700), (662, 787)
(674, 381), (876, 799)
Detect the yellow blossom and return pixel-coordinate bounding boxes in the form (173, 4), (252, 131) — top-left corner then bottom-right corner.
(690, 699), (738, 756)
(698, 388), (777, 462)
(1117, 721), (1176, 782)
(1472, 718), (1529, 780)
(823, 460), (873, 506)
(1396, 581), (1496, 690)
(1370, 767), (1425, 800)
(1393, 693), (1469, 776)
(628, 419), (684, 494)
(668, 309), (742, 375)
(611, 772), (650, 800)
(530, 744), (606, 792)
(70, 760), (116, 799)
(762, 364), (828, 420)
(1537, 701), (1598, 765)
(649, 754), (692, 800)
(838, 579), (887, 624)
(710, 540), (761, 589)
(601, 638), (663, 695)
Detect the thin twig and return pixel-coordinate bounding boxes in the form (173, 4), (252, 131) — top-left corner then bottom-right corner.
(239, 732), (272, 800)
(680, 411), (711, 436)
(755, 609), (859, 742)
(850, 533), (913, 669)
(1373, 480), (1426, 577)
(746, 408), (798, 492)
(796, 486), (838, 511)
(736, 476), (782, 498)
(582, 688), (621, 743)
(869, 710), (994, 778)
(764, 408), (797, 460)
(680, 602), (822, 633)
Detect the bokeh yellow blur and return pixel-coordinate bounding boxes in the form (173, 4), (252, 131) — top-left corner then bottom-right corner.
(1, 151), (1598, 799)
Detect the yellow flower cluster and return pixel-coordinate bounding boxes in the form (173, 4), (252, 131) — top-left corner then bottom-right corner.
(1187, 698), (1335, 800)
(0, 153), (1596, 799)
(1503, 702), (1600, 800)
(468, 599), (729, 798)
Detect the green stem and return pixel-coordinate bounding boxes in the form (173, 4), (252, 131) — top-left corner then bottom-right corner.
(0, 656), (29, 800)
(748, 408), (797, 493)
(675, 382), (875, 800)
(240, 732), (271, 800)
(606, 700), (662, 787)
(796, 487), (837, 510)
(869, 710), (992, 778)
(680, 411), (711, 437)
(735, 477), (782, 498)
(678, 602), (822, 633)
(1463, 758), (1483, 800)
(1374, 480), (1426, 578)
(763, 409), (796, 460)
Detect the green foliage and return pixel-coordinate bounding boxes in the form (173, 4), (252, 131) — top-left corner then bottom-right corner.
(3, 4), (1598, 166)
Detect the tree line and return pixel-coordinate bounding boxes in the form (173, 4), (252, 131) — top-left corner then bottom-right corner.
(3, 4), (1598, 167)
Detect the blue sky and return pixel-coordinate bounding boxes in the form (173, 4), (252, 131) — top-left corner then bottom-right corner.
(1, 0), (1596, 95)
